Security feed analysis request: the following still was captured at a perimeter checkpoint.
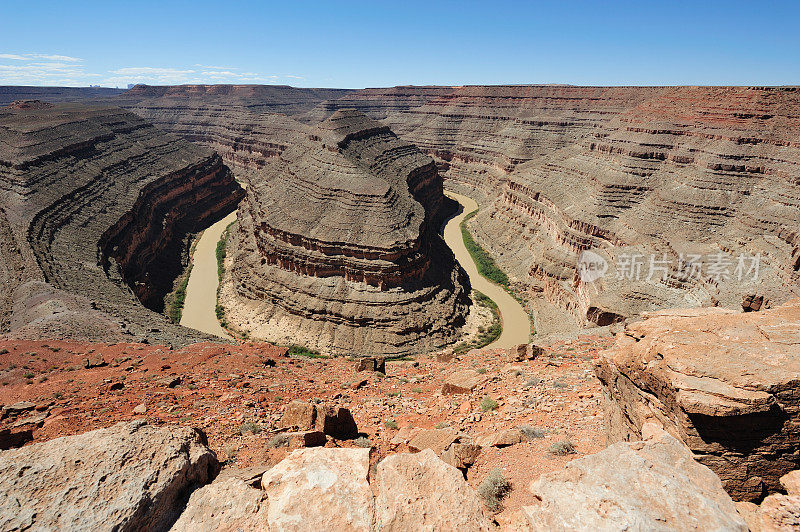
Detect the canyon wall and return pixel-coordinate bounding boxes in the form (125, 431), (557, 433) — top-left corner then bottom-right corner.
(9, 84), (797, 333)
(319, 86), (800, 327)
(0, 101), (243, 345)
(220, 110), (469, 355)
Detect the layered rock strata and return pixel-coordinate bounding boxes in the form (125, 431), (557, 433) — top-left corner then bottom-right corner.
(0, 102), (243, 345)
(595, 298), (800, 501)
(221, 109), (469, 355)
(14, 84), (799, 330)
(322, 86), (800, 329)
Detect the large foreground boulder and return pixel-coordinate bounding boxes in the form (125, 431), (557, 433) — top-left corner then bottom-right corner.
(523, 427), (747, 531)
(375, 448), (491, 531)
(260, 447), (373, 531)
(0, 420), (219, 531)
(595, 298), (800, 501)
(170, 477), (268, 532)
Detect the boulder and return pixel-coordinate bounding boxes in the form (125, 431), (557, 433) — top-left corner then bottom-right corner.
(478, 428), (526, 448)
(0, 420), (218, 531)
(595, 298), (800, 501)
(260, 447), (373, 531)
(441, 443), (482, 469)
(441, 369), (486, 395)
(506, 343), (544, 362)
(408, 427), (459, 454)
(523, 429), (747, 531)
(278, 400), (358, 439)
(0, 400), (35, 419)
(374, 449), (491, 531)
(278, 400), (315, 430)
(759, 493), (800, 531)
(170, 477), (269, 532)
(354, 356), (386, 373)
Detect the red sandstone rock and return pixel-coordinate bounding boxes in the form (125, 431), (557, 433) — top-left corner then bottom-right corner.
(596, 298), (800, 501)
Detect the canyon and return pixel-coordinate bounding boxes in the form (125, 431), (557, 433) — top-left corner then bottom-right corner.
(1, 84), (800, 530)
(0, 100), (243, 346)
(105, 84), (800, 334)
(219, 109), (470, 355)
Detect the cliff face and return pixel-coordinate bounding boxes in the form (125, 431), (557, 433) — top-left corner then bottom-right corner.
(220, 110), (469, 356)
(104, 84), (800, 331)
(320, 86), (800, 328)
(0, 102), (243, 345)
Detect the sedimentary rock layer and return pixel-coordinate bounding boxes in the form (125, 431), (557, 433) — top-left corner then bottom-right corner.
(113, 84), (351, 183)
(17, 84), (798, 330)
(105, 84), (800, 331)
(0, 102), (243, 345)
(322, 86), (800, 328)
(221, 109), (469, 355)
(595, 298), (800, 501)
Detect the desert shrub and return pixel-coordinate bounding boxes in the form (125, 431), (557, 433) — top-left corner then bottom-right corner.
(22, 371), (34, 379)
(412, 387), (423, 393)
(0, 349), (9, 355)
(549, 440), (576, 456)
(239, 422), (262, 435)
(476, 367), (487, 374)
(477, 468), (512, 511)
(525, 377), (541, 387)
(481, 397), (499, 412)
(384, 420), (399, 430)
(224, 443), (238, 461)
(435, 422), (450, 429)
(268, 434), (291, 448)
(518, 425), (546, 439)
(287, 345), (327, 359)
(353, 436), (372, 448)
(387, 391), (401, 397)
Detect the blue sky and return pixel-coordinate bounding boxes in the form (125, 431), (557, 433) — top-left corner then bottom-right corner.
(1, 0), (798, 88)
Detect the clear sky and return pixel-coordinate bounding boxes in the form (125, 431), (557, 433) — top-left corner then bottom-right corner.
(1, 0), (798, 88)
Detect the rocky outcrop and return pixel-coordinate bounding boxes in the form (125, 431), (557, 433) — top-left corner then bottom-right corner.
(595, 298), (800, 501)
(0, 102), (243, 345)
(0, 420), (219, 531)
(523, 426), (747, 530)
(220, 109), (469, 355)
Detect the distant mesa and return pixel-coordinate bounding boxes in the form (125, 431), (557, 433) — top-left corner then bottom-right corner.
(220, 109), (470, 356)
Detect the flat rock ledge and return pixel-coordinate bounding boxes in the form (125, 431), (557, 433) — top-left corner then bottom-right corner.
(595, 298), (800, 501)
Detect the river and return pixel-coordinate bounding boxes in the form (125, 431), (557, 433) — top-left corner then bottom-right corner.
(180, 191), (530, 347)
(442, 191), (531, 348)
(179, 211), (236, 339)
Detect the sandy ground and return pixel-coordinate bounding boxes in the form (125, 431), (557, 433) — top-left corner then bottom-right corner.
(444, 191), (531, 348)
(180, 211), (237, 339)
